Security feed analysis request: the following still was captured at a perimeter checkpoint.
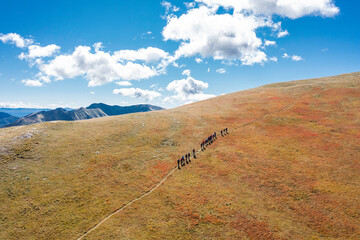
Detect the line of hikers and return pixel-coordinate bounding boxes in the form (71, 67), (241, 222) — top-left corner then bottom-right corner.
(201, 128), (228, 151)
(221, 128), (228, 136)
(177, 128), (229, 170)
(177, 149), (196, 170)
(201, 132), (217, 150)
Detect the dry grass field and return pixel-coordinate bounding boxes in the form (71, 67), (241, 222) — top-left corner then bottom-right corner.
(0, 72), (359, 239)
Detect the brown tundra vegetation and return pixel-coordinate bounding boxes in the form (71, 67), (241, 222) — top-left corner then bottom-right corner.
(0, 72), (359, 239)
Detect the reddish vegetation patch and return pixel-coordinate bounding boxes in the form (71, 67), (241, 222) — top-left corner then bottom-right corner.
(153, 161), (171, 176)
(291, 204), (357, 237)
(269, 97), (281, 100)
(232, 213), (279, 240)
(203, 214), (223, 225)
(321, 88), (360, 98)
(176, 204), (201, 227)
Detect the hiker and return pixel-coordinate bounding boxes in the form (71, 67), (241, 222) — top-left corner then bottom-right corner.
(185, 154), (188, 164)
(221, 130), (223, 136)
(226, 128), (228, 134)
(177, 159), (181, 170)
(214, 132), (216, 139)
(181, 156), (185, 166)
(188, 153), (191, 162)
(193, 149), (196, 158)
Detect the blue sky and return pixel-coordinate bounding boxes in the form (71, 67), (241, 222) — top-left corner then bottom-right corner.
(0, 0), (359, 109)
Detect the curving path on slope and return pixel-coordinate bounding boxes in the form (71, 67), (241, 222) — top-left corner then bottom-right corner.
(76, 96), (300, 240)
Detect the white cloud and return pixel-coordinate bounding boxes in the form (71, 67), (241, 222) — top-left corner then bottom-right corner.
(163, 0), (338, 65)
(0, 33), (33, 48)
(165, 76), (215, 103)
(185, 2), (196, 9)
(19, 44), (60, 60)
(282, 53), (290, 59)
(6, 36), (169, 87)
(163, 6), (269, 65)
(216, 68), (226, 74)
(321, 48), (329, 52)
(277, 30), (289, 38)
(196, 0), (339, 19)
(270, 56), (278, 62)
(207, 67), (210, 72)
(115, 81), (132, 86)
(195, 58), (203, 63)
(114, 47), (169, 63)
(291, 55), (303, 61)
(0, 101), (77, 109)
(90, 91), (95, 94)
(182, 69), (191, 76)
(38, 45), (159, 87)
(93, 42), (103, 52)
(113, 87), (161, 101)
(282, 53), (303, 61)
(264, 40), (276, 47)
(21, 79), (43, 87)
(162, 1), (180, 16)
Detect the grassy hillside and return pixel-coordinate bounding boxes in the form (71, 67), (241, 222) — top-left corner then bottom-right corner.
(0, 72), (359, 239)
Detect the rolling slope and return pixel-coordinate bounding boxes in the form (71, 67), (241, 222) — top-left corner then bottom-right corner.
(0, 72), (359, 239)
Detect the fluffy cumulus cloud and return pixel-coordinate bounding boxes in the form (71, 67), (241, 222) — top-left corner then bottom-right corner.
(2, 33), (168, 87)
(113, 88), (161, 101)
(163, 0), (339, 65)
(165, 76), (215, 103)
(38, 45), (160, 87)
(19, 44), (60, 60)
(195, 0), (339, 19)
(0, 33), (33, 48)
(163, 6), (269, 65)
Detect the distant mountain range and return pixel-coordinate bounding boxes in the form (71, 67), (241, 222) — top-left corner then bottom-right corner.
(0, 112), (19, 128)
(0, 108), (52, 118)
(87, 103), (163, 115)
(3, 103), (164, 128)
